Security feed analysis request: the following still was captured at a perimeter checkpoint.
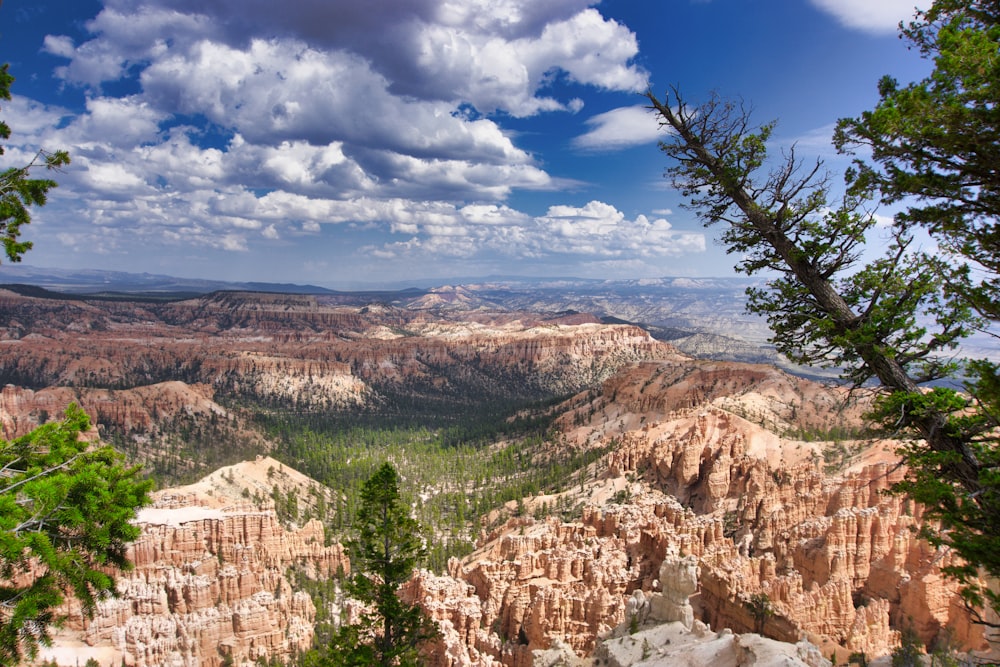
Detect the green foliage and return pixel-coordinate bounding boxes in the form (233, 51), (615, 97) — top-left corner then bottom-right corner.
(835, 0), (1000, 320)
(326, 463), (438, 666)
(887, 386), (1000, 619)
(0, 405), (153, 665)
(0, 64), (70, 264)
(647, 74), (1000, 624)
(848, 651), (869, 667)
(835, 0), (1000, 625)
(892, 623), (924, 667)
(257, 400), (604, 572)
(746, 592), (774, 634)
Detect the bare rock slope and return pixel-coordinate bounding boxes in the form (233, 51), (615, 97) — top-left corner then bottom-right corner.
(411, 360), (989, 666)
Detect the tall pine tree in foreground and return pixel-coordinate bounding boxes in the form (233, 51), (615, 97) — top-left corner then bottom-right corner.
(326, 463), (438, 666)
(834, 0), (1000, 625)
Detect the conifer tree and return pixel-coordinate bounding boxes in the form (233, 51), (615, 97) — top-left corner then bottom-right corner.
(0, 405), (152, 664)
(327, 463), (438, 666)
(0, 63), (70, 264)
(646, 75), (999, 624)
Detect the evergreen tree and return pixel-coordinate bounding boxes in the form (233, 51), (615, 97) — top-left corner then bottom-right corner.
(0, 63), (70, 264)
(646, 77), (999, 624)
(834, 0), (1000, 624)
(834, 0), (1000, 320)
(0, 405), (153, 664)
(327, 463), (438, 666)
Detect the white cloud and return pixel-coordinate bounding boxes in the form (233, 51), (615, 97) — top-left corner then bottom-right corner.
(573, 105), (661, 151)
(23, 0), (684, 272)
(0, 96), (72, 144)
(360, 199), (705, 261)
(534, 201), (704, 257)
(52, 0), (645, 117)
(808, 0), (927, 34)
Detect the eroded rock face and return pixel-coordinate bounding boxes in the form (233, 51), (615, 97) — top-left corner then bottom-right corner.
(39, 458), (348, 667)
(0, 289), (668, 422)
(410, 361), (988, 666)
(20, 329), (989, 666)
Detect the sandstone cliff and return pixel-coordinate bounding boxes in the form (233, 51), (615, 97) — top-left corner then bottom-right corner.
(0, 289), (666, 410)
(0, 288), (673, 485)
(7, 288), (989, 666)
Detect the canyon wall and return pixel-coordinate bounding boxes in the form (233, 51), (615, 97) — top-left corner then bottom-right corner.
(0, 289), (666, 413)
(3, 288), (987, 666)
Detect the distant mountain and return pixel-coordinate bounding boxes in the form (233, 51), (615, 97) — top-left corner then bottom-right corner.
(0, 266), (780, 364)
(0, 266), (337, 296)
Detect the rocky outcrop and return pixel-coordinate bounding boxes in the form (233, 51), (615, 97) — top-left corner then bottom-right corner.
(37, 458), (348, 667)
(0, 381), (229, 439)
(589, 552), (830, 667)
(10, 290), (989, 666)
(0, 289), (672, 436)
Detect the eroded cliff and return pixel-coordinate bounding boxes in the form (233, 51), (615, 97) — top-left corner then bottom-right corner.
(37, 457), (347, 667)
(409, 360), (989, 665)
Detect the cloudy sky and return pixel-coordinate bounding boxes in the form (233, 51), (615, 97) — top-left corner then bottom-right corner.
(1, 0), (930, 288)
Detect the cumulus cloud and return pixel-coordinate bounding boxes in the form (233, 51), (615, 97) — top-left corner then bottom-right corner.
(16, 0), (702, 277)
(54, 0), (646, 115)
(357, 199), (704, 261)
(808, 0), (927, 34)
(573, 105), (661, 151)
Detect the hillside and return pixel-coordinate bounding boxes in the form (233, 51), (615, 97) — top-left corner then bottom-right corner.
(26, 359), (993, 667)
(1, 287), (992, 666)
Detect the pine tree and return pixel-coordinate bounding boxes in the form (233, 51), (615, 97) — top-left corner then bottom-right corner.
(0, 63), (70, 264)
(326, 463), (438, 666)
(646, 76), (999, 623)
(0, 405), (152, 664)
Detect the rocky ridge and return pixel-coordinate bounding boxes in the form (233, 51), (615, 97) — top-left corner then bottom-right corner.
(25, 358), (993, 666)
(1, 289), (990, 666)
(0, 288), (670, 482)
(0, 288), (666, 426)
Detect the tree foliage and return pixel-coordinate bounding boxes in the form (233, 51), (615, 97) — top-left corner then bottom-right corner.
(646, 76), (1000, 624)
(326, 462), (438, 666)
(746, 592), (774, 635)
(0, 405), (153, 665)
(834, 0), (1000, 624)
(0, 63), (70, 264)
(835, 0), (1000, 319)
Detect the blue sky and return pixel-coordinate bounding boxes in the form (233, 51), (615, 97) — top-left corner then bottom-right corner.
(0, 0), (931, 288)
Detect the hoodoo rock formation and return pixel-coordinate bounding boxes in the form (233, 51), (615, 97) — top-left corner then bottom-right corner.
(408, 360), (989, 666)
(37, 457), (347, 667)
(4, 287), (990, 666)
